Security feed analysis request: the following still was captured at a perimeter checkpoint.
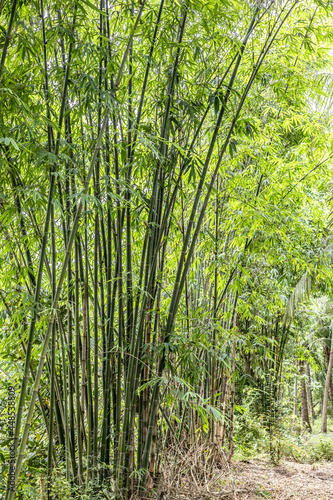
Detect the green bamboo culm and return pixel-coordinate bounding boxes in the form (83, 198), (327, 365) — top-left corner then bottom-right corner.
(4, 4), (147, 496)
(0, 0), (18, 80)
(4, 4), (78, 497)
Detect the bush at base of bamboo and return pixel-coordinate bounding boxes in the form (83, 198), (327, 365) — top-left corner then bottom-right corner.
(155, 440), (232, 499)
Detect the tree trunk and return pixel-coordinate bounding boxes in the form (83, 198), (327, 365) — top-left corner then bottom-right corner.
(306, 363), (315, 424)
(228, 339), (236, 461)
(299, 360), (311, 432)
(323, 344), (333, 416)
(322, 322), (333, 433)
(221, 381), (230, 449)
(293, 377), (298, 417)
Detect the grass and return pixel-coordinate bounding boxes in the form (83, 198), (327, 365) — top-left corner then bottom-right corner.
(234, 412), (333, 464)
(281, 418), (333, 463)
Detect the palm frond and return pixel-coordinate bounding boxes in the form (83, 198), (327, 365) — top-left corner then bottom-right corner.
(283, 271), (313, 327)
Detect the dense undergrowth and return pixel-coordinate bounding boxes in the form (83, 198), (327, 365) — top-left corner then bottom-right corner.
(235, 409), (333, 464)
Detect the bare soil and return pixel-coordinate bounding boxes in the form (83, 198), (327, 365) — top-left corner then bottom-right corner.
(158, 459), (333, 500)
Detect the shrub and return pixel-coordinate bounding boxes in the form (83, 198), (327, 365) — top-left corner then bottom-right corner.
(308, 437), (333, 462)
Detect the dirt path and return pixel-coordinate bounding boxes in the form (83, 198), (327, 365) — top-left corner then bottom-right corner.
(229, 460), (333, 499)
(160, 460), (333, 500)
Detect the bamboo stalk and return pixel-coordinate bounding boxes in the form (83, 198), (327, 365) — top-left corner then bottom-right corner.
(140, 2), (298, 475)
(0, 0), (18, 80)
(4, 8), (78, 495)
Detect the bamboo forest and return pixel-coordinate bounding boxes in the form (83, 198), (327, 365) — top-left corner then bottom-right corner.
(3, 0), (333, 498)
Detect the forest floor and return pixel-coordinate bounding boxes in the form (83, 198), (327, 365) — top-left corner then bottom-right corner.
(224, 459), (333, 499)
(158, 459), (333, 500)
(153, 422), (333, 500)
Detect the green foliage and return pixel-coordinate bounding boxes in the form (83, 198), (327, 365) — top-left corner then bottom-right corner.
(1, 0), (333, 496)
(281, 427), (333, 463)
(234, 409), (268, 458)
(235, 409), (333, 465)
